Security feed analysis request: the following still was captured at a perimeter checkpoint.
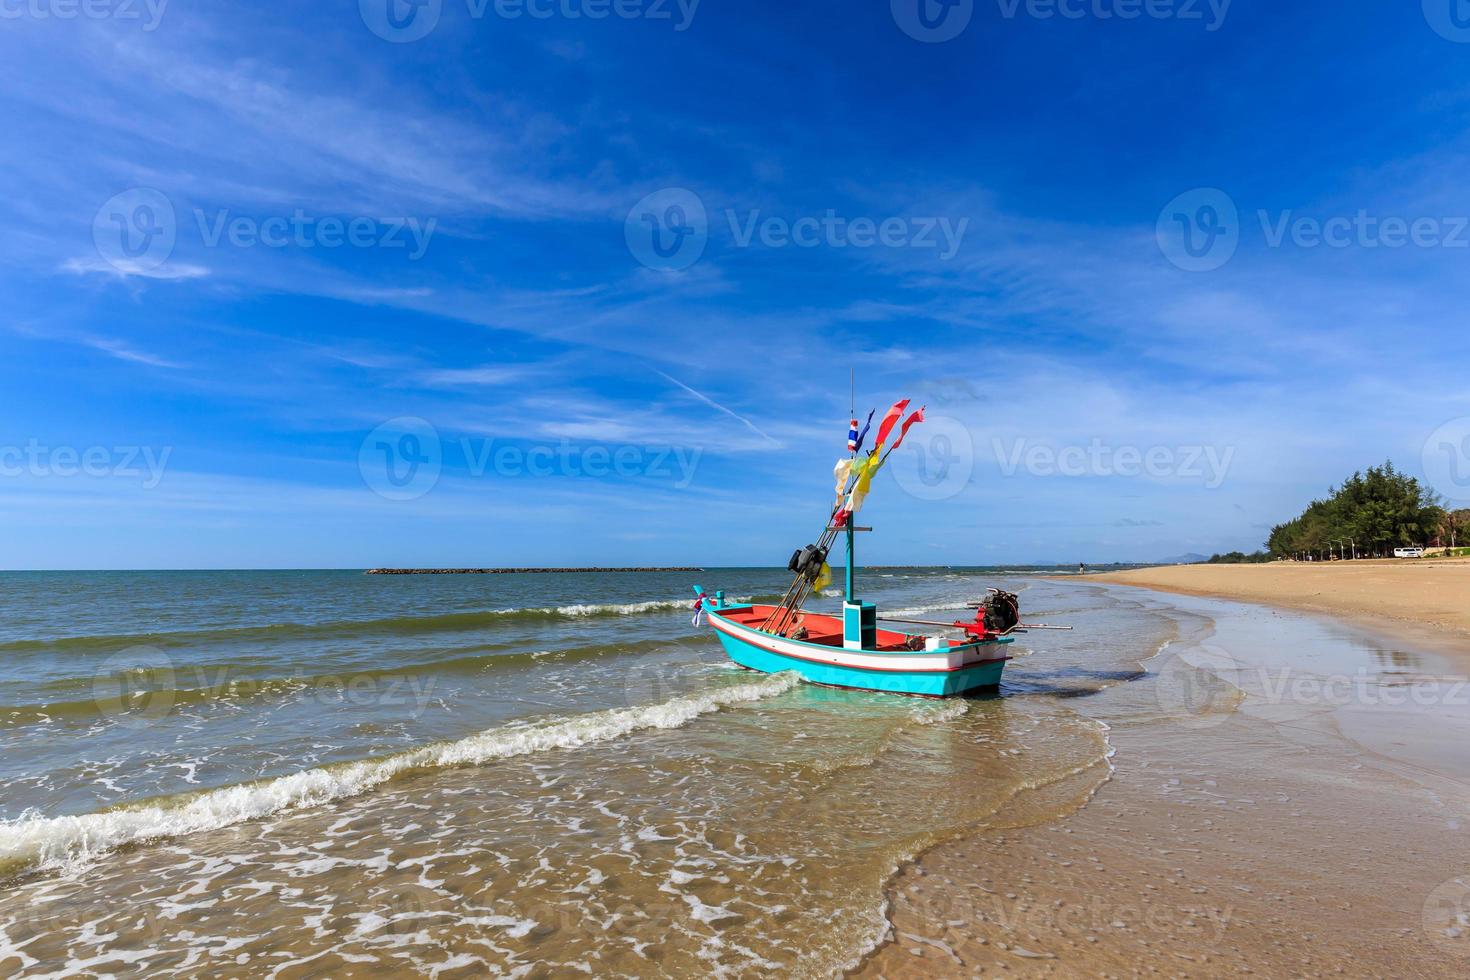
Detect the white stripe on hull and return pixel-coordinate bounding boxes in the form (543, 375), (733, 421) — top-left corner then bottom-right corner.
(710, 611), (1007, 674)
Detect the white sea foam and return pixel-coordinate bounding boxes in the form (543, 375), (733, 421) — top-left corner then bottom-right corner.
(882, 602), (971, 619)
(909, 701), (969, 726)
(535, 600), (687, 617)
(0, 672), (801, 878)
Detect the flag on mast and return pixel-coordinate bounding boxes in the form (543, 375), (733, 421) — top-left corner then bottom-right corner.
(872, 399), (910, 452)
(833, 457), (854, 506)
(886, 406), (927, 454)
(852, 409), (875, 454)
(847, 419), (859, 452)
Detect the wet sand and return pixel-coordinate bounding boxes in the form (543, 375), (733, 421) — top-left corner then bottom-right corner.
(857, 584), (1470, 978)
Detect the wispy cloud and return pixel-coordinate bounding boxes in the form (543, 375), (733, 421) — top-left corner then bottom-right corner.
(62, 256), (209, 281)
(654, 370), (778, 445)
(417, 365), (531, 388)
(77, 334), (182, 369)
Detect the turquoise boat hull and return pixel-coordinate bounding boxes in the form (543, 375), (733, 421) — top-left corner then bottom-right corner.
(708, 604), (1010, 698)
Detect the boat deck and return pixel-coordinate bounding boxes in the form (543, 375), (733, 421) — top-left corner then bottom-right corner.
(717, 604), (926, 652)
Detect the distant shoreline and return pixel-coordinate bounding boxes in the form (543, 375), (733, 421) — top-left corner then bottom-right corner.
(364, 567), (705, 575)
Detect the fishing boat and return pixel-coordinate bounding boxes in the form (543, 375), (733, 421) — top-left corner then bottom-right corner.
(703, 392), (1062, 697)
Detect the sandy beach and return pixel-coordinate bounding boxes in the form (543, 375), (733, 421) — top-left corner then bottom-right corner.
(1085, 559), (1470, 640)
(857, 571), (1470, 978)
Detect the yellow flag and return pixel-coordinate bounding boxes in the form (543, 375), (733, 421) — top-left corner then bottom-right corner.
(813, 562), (833, 592)
(847, 454), (880, 507)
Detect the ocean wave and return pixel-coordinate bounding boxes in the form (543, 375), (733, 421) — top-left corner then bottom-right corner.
(1, 636), (703, 727)
(0, 671), (801, 879)
(0, 600), (695, 654)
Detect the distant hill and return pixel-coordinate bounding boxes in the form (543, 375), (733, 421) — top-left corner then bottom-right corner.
(1155, 553), (1209, 565)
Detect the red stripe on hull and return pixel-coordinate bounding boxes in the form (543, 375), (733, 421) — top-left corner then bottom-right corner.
(709, 612), (1010, 674)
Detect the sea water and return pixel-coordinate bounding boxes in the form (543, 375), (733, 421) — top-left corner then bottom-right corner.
(0, 568), (1174, 976)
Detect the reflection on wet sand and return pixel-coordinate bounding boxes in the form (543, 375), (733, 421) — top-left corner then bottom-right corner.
(860, 584), (1470, 977)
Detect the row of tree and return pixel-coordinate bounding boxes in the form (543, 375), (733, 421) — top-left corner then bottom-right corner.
(1264, 462), (1465, 559)
(1205, 551), (1272, 564)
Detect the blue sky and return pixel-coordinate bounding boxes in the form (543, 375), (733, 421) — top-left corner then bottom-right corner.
(3, 0), (1470, 569)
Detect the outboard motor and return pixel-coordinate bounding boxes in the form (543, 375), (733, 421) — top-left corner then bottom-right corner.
(981, 589), (1020, 634)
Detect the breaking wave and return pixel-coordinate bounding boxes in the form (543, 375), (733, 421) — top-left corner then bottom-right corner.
(0, 600), (696, 654)
(0, 671), (801, 879)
